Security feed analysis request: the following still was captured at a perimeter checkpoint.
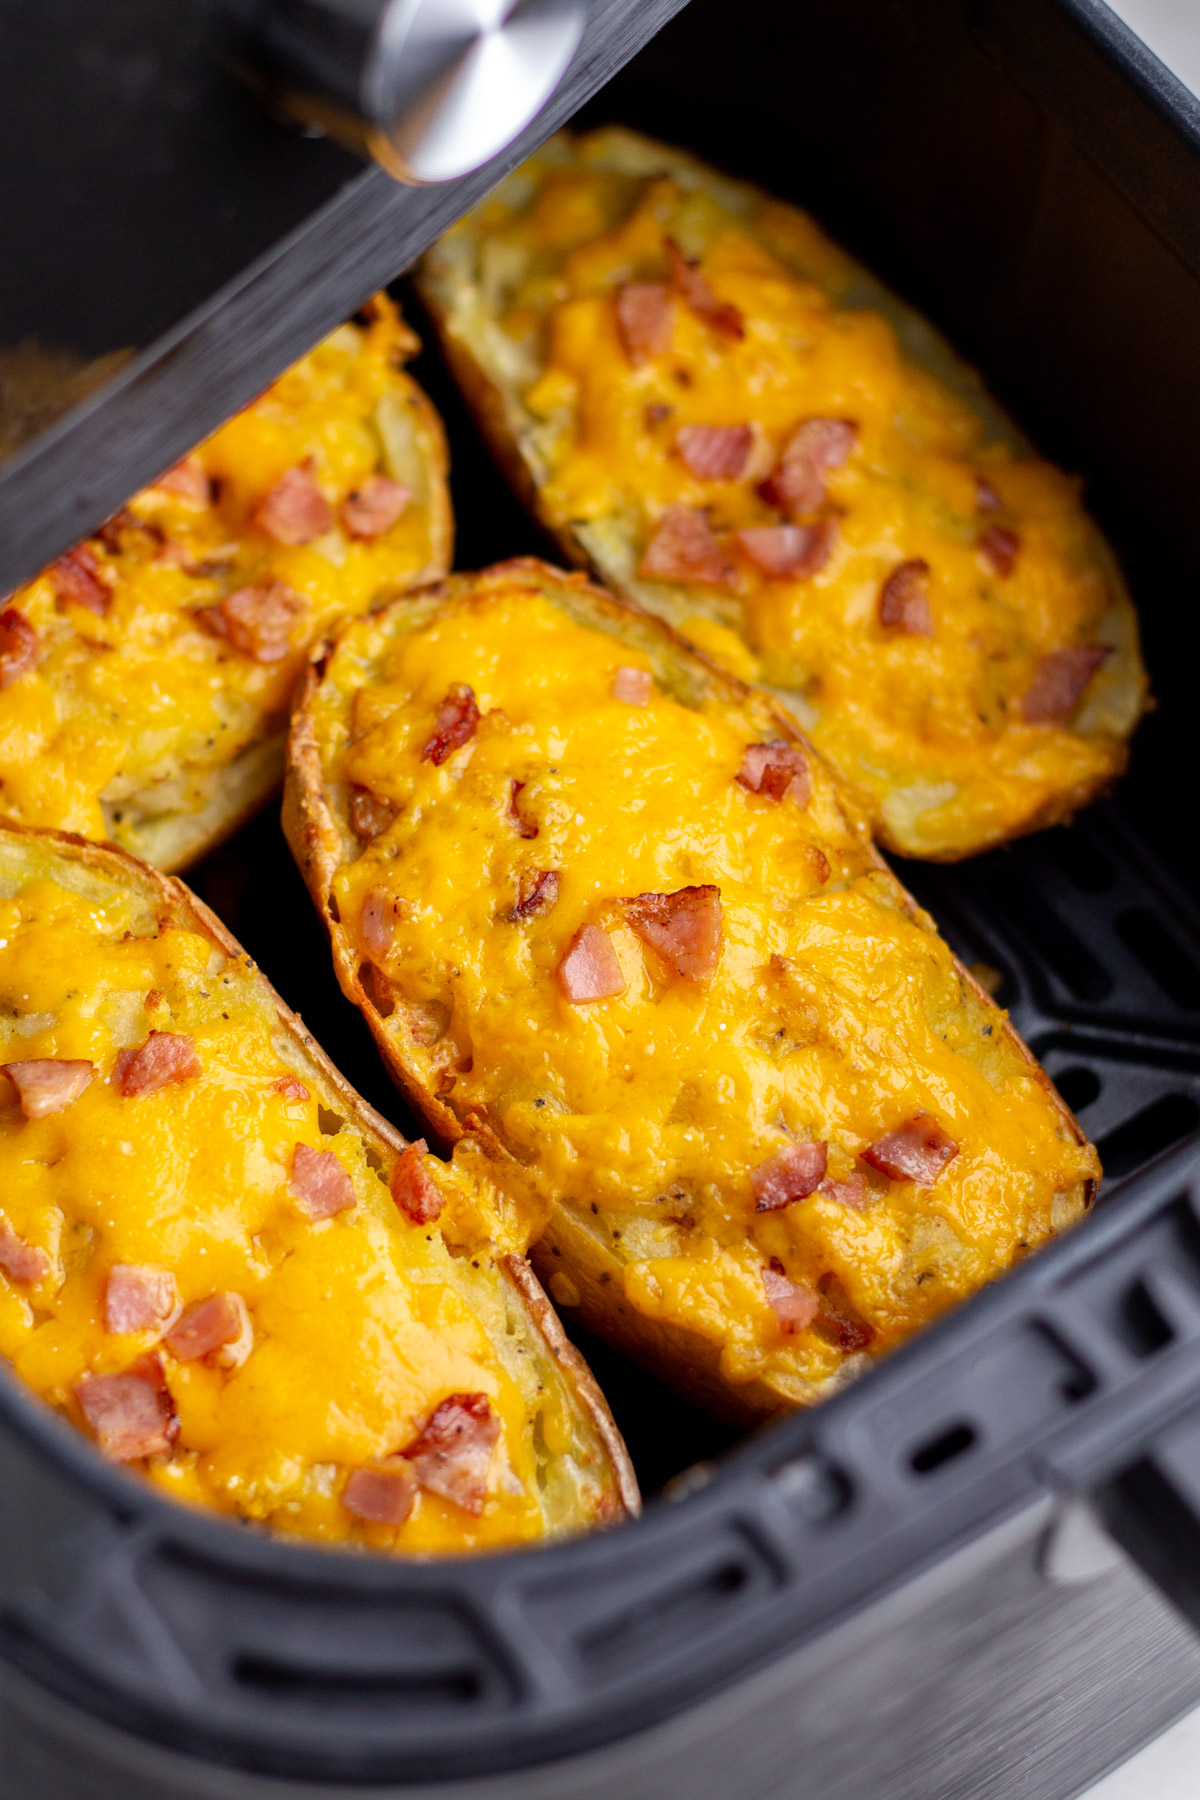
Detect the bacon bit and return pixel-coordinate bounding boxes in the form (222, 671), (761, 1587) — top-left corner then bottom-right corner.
(806, 845), (831, 886)
(0, 608), (39, 688)
(817, 1173), (869, 1210)
(737, 740), (811, 806)
(272, 1074), (310, 1103)
(198, 581), (305, 664)
(752, 1140), (828, 1211)
(114, 1032), (201, 1098)
(254, 461), (332, 545)
(361, 887), (405, 965)
(390, 1140), (444, 1225)
(879, 559), (934, 635)
(761, 1266), (820, 1335)
(976, 476), (1003, 512)
(616, 282), (673, 364)
(106, 1264), (182, 1338)
(155, 455), (211, 507)
(508, 778), (538, 838)
(737, 517), (837, 579)
(512, 870), (560, 921)
(665, 239), (745, 340)
(0, 1226), (52, 1285)
(401, 1392), (500, 1515)
(624, 885), (723, 981)
(1021, 646), (1110, 726)
(980, 524), (1020, 578)
(421, 683), (480, 765)
(76, 1355), (178, 1461)
(343, 1461), (418, 1526)
(677, 424), (755, 481)
(612, 665), (654, 705)
(862, 1112), (959, 1184)
(167, 1292), (253, 1368)
(50, 544), (111, 616)
(350, 785), (397, 842)
(760, 418), (856, 518)
(341, 473), (411, 539)
(290, 1142), (356, 1219)
(557, 923), (626, 1002)
(4, 1058), (93, 1118)
(640, 506), (736, 587)
(815, 1274), (875, 1351)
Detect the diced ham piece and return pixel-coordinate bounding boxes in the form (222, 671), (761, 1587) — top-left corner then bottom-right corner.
(272, 1074), (310, 1103)
(361, 888), (403, 964)
(0, 608), (38, 688)
(199, 581), (305, 663)
(166, 1291), (253, 1368)
(390, 1140), (444, 1225)
(106, 1264), (182, 1338)
(737, 518), (837, 579)
(350, 785), (397, 841)
(4, 1058), (93, 1118)
(815, 1274), (875, 1351)
(508, 778), (538, 838)
(677, 424), (755, 481)
(879, 559), (934, 636)
(290, 1142), (357, 1219)
(421, 683), (479, 765)
(155, 456), (211, 507)
(253, 461), (332, 545)
(76, 1356), (178, 1461)
(979, 524), (1020, 578)
(612, 665), (654, 705)
(761, 1266), (819, 1335)
(401, 1392), (500, 1515)
(1021, 646), (1110, 726)
(817, 1173), (869, 1211)
(760, 418), (856, 519)
(737, 741), (812, 806)
(343, 1461), (418, 1526)
(0, 1227), (52, 1285)
(665, 239), (745, 340)
(557, 924), (626, 1002)
(640, 506), (736, 587)
(340, 474), (411, 539)
(624, 885), (723, 981)
(512, 870), (560, 921)
(862, 1112), (959, 1185)
(616, 283), (673, 365)
(752, 1140), (828, 1212)
(113, 1032), (201, 1098)
(50, 544), (111, 616)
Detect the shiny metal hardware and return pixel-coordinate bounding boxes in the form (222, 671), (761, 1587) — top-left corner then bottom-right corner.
(229, 0), (586, 184)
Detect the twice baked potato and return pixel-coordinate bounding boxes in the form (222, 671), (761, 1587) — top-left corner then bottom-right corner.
(0, 295), (450, 872)
(417, 129), (1147, 860)
(285, 558), (1099, 1424)
(0, 823), (635, 1552)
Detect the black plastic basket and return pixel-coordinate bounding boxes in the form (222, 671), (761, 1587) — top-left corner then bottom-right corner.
(8, 2), (1200, 1795)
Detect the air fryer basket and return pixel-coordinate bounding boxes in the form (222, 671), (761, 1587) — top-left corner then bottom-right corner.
(8, 0), (1200, 1795)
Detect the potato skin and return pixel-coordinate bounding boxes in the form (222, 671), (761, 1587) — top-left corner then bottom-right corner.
(285, 556), (1097, 1423)
(0, 821), (638, 1536)
(416, 129), (1148, 862)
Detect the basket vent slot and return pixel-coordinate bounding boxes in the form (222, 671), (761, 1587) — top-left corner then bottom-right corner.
(1097, 1095), (1200, 1180)
(573, 1542), (777, 1678)
(1055, 1064), (1103, 1114)
(233, 1652), (483, 1706)
(1119, 1280), (1176, 1359)
(1115, 909), (1200, 1009)
(909, 1421), (977, 1475)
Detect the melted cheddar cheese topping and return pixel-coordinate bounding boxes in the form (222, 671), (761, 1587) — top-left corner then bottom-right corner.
(0, 297), (443, 859)
(0, 866), (584, 1554)
(316, 572), (1098, 1403)
(440, 133), (1146, 857)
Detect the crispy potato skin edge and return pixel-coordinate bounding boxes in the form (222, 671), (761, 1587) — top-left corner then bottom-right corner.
(283, 557), (1096, 1421)
(0, 817), (637, 1529)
